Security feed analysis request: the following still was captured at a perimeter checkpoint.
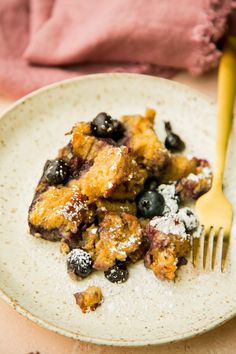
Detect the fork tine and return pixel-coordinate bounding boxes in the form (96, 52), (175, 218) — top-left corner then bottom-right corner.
(211, 228), (229, 272)
(193, 227), (205, 268)
(199, 229), (205, 269)
(192, 236), (200, 267)
(212, 230), (219, 270)
(192, 226), (203, 267)
(203, 231), (208, 269)
(203, 228), (210, 270)
(221, 230), (230, 272)
(213, 228), (224, 271)
(203, 227), (215, 270)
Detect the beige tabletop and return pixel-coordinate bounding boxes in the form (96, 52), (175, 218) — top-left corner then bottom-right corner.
(1, 70), (236, 354)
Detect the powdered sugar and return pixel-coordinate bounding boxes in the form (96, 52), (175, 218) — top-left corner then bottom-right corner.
(89, 227), (98, 235)
(109, 234), (141, 255)
(186, 167), (212, 183)
(109, 246), (127, 258)
(119, 234), (141, 250)
(107, 182), (114, 189)
(149, 206), (199, 239)
(57, 192), (87, 224)
(110, 163), (117, 172)
(158, 184), (179, 215)
(67, 249), (92, 269)
(149, 183), (200, 239)
(150, 214), (188, 238)
(178, 207), (198, 232)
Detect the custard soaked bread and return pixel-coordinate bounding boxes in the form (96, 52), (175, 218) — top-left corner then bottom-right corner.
(69, 145), (133, 200)
(29, 186), (95, 241)
(121, 108), (170, 175)
(145, 215), (191, 280)
(28, 109), (212, 303)
(93, 212), (143, 270)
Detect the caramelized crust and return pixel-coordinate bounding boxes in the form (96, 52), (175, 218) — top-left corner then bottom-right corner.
(71, 122), (95, 159)
(29, 186), (94, 239)
(160, 155), (198, 183)
(74, 286), (103, 313)
(71, 122), (110, 164)
(121, 109), (169, 175)
(93, 212), (143, 270)
(69, 145), (133, 200)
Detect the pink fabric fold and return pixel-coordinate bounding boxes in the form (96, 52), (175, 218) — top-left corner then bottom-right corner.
(0, 0), (235, 99)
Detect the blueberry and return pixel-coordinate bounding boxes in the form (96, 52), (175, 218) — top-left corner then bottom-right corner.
(164, 121), (185, 152)
(44, 159), (70, 185)
(165, 134), (185, 152)
(104, 262), (129, 284)
(177, 257), (188, 267)
(144, 176), (159, 191)
(112, 118), (125, 140)
(136, 190), (165, 218)
(91, 112), (124, 140)
(67, 249), (92, 278)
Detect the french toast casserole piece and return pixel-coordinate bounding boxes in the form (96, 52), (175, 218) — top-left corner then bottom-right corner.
(28, 108), (212, 311)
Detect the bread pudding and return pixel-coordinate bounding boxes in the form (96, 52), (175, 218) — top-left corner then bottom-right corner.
(28, 109), (212, 313)
(74, 286), (103, 313)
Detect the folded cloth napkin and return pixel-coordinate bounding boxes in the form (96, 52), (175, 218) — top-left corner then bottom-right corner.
(0, 0), (235, 99)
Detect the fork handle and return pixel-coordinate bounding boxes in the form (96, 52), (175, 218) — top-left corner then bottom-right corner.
(213, 36), (236, 189)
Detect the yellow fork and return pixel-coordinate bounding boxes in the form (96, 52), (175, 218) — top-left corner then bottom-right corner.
(194, 36), (236, 271)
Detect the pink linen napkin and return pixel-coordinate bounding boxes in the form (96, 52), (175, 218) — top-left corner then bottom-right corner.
(0, 0), (235, 99)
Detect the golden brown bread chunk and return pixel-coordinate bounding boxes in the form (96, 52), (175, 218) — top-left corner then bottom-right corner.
(69, 122), (147, 200)
(69, 145), (133, 200)
(69, 122), (109, 165)
(110, 159), (147, 200)
(145, 235), (190, 280)
(28, 123), (140, 240)
(28, 186), (94, 239)
(145, 245), (178, 280)
(93, 212), (143, 270)
(74, 286), (103, 313)
(71, 122), (98, 160)
(145, 223), (190, 280)
(160, 155), (198, 183)
(81, 217), (148, 264)
(121, 109), (169, 175)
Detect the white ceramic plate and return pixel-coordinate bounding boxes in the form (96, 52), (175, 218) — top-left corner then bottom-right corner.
(0, 74), (236, 346)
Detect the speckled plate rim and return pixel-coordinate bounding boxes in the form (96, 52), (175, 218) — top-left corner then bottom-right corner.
(0, 73), (235, 346)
